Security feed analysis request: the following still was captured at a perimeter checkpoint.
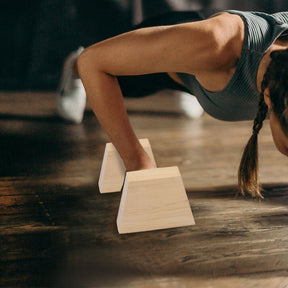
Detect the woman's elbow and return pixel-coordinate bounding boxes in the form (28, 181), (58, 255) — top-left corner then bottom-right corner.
(77, 48), (94, 78)
(77, 46), (106, 79)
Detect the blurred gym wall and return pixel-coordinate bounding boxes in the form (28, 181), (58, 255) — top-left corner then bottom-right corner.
(1, 0), (287, 90)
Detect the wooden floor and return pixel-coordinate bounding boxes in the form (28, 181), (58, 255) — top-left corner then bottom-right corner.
(1, 92), (288, 288)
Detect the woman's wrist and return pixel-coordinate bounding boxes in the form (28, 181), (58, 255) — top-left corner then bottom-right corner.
(124, 150), (156, 172)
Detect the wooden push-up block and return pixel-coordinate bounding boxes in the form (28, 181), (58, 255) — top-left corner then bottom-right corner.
(99, 138), (195, 234)
(98, 138), (156, 193)
(117, 166), (195, 234)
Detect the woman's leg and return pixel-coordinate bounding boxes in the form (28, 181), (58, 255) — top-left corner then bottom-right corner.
(118, 72), (190, 98)
(117, 11), (203, 98)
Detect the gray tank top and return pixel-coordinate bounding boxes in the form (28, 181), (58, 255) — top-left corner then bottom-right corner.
(177, 10), (288, 121)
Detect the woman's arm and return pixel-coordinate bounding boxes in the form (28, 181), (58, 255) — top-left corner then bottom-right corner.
(77, 13), (243, 171)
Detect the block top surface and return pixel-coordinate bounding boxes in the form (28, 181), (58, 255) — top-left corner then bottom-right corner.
(126, 166), (180, 182)
(106, 138), (150, 152)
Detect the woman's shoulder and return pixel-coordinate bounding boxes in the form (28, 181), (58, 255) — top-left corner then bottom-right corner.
(188, 12), (245, 90)
(222, 10), (288, 52)
(198, 11), (245, 70)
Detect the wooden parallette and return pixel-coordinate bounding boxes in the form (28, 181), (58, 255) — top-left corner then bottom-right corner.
(98, 138), (156, 193)
(99, 138), (195, 234)
(117, 166), (195, 234)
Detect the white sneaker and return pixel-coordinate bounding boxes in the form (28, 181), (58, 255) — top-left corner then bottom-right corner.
(178, 91), (204, 119)
(57, 47), (86, 124)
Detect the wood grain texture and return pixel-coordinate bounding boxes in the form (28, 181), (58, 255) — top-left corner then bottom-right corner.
(117, 166), (195, 234)
(0, 92), (288, 288)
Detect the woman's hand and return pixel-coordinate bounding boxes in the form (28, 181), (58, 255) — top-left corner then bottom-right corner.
(125, 150), (156, 172)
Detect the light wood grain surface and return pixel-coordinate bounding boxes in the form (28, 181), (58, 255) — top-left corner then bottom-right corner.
(117, 166), (195, 234)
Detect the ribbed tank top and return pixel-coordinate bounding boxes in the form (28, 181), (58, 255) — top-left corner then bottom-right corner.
(177, 10), (288, 121)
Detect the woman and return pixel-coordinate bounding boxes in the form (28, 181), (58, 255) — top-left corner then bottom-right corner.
(59, 10), (288, 197)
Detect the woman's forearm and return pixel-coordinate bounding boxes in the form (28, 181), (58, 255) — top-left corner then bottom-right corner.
(78, 57), (155, 171)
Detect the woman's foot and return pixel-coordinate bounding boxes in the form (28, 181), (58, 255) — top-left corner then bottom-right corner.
(178, 91), (204, 119)
(57, 47), (86, 124)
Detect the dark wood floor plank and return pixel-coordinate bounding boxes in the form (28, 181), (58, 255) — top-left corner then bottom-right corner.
(0, 92), (288, 287)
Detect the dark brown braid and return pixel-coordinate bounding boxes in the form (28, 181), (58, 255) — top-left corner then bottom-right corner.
(238, 82), (268, 198)
(238, 48), (288, 198)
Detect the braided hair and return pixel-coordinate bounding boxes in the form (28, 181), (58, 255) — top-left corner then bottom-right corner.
(238, 48), (288, 198)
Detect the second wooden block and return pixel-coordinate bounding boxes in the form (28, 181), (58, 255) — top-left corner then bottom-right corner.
(98, 138), (156, 193)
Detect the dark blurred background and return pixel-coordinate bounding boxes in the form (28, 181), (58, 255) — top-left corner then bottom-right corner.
(1, 0), (288, 91)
